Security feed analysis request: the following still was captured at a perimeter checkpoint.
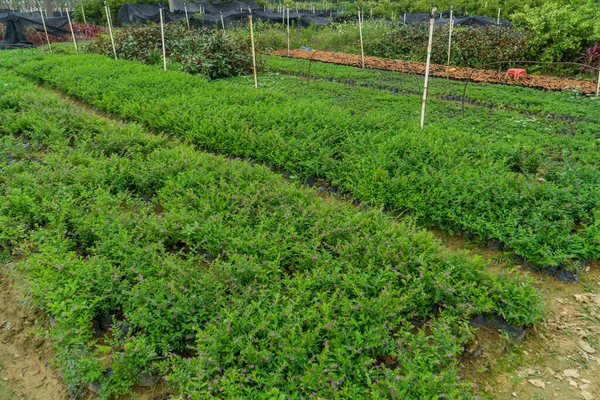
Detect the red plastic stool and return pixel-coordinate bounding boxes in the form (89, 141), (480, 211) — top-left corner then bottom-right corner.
(506, 68), (527, 80)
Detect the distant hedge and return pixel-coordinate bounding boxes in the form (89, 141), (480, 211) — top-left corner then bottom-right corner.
(87, 24), (253, 79)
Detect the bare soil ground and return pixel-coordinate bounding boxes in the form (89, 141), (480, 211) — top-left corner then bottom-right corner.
(0, 267), (66, 400)
(433, 231), (600, 400)
(271, 49), (599, 94)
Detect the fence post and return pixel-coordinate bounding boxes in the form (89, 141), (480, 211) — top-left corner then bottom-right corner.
(420, 6), (437, 130)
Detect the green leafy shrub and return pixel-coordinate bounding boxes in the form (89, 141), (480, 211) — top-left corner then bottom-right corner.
(511, 1), (600, 66)
(87, 23), (253, 79)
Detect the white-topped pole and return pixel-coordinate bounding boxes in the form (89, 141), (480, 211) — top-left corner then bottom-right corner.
(66, 3), (78, 53)
(184, 2), (190, 29)
(286, 5), (290, 56)
(358, 6), (364, 68)
(249, 8), (258, 88)
(104, 1), (117, 60)
(421, 6), (437, 130)
(38, 2), (51, 52)
(446, 6), (453, 78)
(159, 3), (167, 70)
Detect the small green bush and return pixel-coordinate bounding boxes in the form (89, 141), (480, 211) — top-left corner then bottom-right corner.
(511, 1), (600, 65)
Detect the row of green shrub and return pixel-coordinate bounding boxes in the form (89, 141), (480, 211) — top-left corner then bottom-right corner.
(0, 67), (541, 399)
(263, 55), (600, 118)
(4, 50), (599, 272)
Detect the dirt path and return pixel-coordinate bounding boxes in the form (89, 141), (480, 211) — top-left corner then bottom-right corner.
(0, 266), (67, 400)
(489, 266), (600, 400)
(271, 49), (599, 94)
(432, 232), (600, 399)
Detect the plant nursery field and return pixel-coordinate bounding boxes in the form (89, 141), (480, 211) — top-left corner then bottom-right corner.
(0, 47), (599, 400)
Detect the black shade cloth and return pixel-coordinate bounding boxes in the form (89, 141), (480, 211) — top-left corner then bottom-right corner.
(171, 1), (260, 13)
(115, 3), (509, 29)
(118, 3), (185, 26)
(0, 12), (69, 49)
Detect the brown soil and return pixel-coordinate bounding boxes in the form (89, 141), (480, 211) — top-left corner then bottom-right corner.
(271, 49), (599, 94)
(0, 266), (67, 400)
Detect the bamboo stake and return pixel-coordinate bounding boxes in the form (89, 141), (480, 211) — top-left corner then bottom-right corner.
(66, 3), (78, 53)
(38, 2), (51, 52)
(81, 4), (86, 24)
(497, 7), (500, 25)
(446, 6), (453, 79)
(357, 7), (364, 69)
(220, 11), (224, 30)
(184, 2), (190, 29)
(159, 5), (166, 71)
(104, 2), (117, 60)
(286, 5), (290, 56)
(421, 7), (437, 130)
(596, 69), (599, 96)
(249, 9), (258, 88)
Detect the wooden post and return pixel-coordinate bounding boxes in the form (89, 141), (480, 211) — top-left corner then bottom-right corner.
(249, 9), (258, 88)
(66, 3), (78, 53)
(421, 6), (437, 130)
